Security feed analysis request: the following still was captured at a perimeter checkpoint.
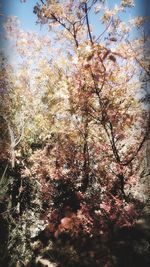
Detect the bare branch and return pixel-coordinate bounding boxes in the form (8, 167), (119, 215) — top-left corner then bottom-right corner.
(96, 18), (112, 43)
(84, 2), (93, 45)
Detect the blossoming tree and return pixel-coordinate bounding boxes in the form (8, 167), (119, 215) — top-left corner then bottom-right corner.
(1, 0), (150, 266)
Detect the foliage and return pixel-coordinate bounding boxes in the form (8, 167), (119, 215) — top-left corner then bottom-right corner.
(0, 0), (150, 266)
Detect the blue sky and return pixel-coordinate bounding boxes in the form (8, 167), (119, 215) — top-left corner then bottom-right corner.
(0, 0), (43, 33)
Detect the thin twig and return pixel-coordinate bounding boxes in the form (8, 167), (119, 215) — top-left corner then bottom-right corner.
(96, 18), (112, 42)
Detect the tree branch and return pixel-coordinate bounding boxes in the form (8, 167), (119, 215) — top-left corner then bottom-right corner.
(122, 134), (147, 166)
(84, 2), (93, 45)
